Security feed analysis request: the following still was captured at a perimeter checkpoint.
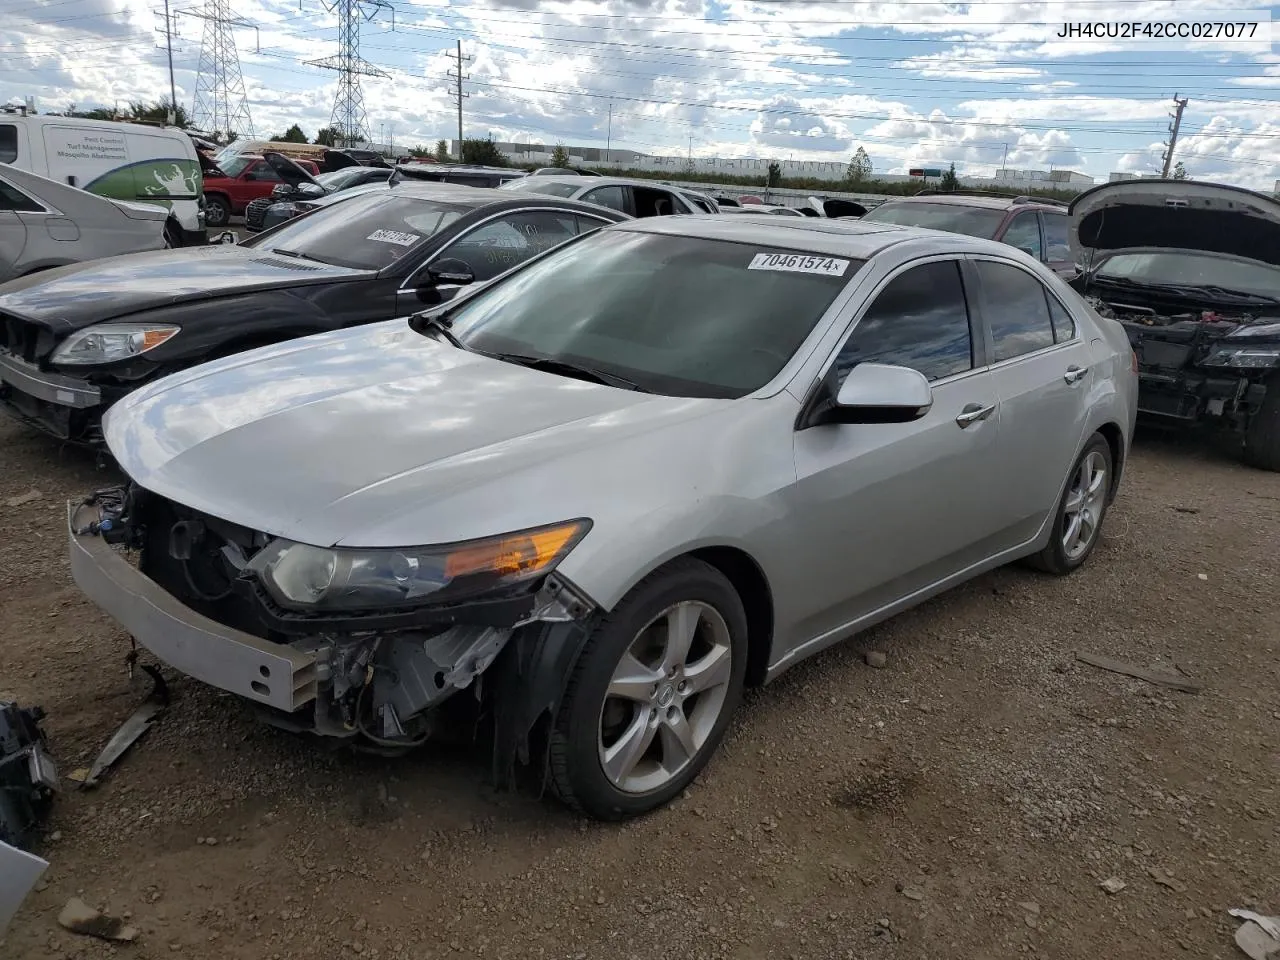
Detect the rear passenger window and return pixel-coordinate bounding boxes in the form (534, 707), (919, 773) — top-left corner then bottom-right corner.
(1002, 213), (1041, 260)
(1043, 213), (1071, 261)
(834, 260), (973, 384)
(582, 185), (627, 213)
(0, 125), (16, 164)
(976, 261), (1056, 361)
(1047, 294), (1076, 342)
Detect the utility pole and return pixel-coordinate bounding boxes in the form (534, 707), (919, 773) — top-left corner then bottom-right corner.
(445, 39), (471, 161)
(1161, 94), (1189, 178)
(1000, 142), (1008, 178)
(306, 0), (393, 147)
(160, 0), (177, 122)
(606, 102), (612, 164)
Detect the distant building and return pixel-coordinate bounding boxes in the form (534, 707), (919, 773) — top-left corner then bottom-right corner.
(1108, 171), (1163, 182)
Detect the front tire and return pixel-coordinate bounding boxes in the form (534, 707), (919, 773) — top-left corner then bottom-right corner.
(1242, 374), (1280, 472)
(550, 558), (748, 820)
(1028, 432), (1113, 575)
(204, 195), (231, 228)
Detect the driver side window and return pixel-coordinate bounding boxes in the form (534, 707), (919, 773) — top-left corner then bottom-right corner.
(832, 260), (974, 385)
(433, 210), (580, 284)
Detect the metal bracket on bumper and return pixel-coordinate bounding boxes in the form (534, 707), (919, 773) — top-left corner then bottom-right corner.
(67, 504), (317, 713)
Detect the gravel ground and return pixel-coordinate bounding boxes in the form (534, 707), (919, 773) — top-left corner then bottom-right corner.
(1, 415), (1277, 960)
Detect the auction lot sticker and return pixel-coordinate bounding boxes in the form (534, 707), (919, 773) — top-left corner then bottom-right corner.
(748, 252), (850, 276)
(367, 229), (422, 246)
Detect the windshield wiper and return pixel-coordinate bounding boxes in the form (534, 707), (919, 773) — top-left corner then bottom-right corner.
(270, 247), (330, 265)
(411, 311), (467, 350)
(484, 352), (649, 392)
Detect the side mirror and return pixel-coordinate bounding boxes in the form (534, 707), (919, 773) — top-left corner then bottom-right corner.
(426, 258), (475, 286)
(822, 363), (932, 424)
(211, 231), (237, 245)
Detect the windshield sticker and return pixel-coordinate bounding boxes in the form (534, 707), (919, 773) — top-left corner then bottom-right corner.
(366, 229), (421, 246)
(748, 252), (850, 276)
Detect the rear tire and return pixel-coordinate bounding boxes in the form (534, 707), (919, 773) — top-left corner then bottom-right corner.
(549, 558), (747, 821)
(204, 195), (231, 228)
(1242, 375), (1280, 472)
(1027, 432), (1113, 576)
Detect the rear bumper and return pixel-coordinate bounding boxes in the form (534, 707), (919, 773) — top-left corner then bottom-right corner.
(67, 503), (318, 713)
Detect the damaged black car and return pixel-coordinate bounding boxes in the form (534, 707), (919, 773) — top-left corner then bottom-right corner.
(1068, 179), (1280, 469)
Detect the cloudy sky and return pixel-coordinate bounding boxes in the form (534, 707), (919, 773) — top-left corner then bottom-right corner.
(6, 0), (1279, 188)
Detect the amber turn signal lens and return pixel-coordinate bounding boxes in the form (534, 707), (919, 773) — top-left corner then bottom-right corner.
(444, 522), (587, 580)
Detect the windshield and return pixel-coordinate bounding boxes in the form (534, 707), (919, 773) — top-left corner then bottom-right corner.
(440, 230), (862, 399)
(498, 179), (581, 198)
(244, 194), (470, 270)
(860, 200), (1005, 239)
(1094, 251), (1280, 298)
(316, 167), (384, 193)
(213, 154), (253, 178)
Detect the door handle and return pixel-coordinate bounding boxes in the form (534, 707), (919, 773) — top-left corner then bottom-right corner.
(955, 402), (995, 428)
(1064, 365), (1089, 384)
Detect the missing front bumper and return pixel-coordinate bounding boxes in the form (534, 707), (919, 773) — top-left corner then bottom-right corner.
(67, 503), (318, 713)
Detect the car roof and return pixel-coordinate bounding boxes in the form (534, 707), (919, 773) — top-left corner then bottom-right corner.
(521, 175), (681, 190)
(877, 193), (1066, 212)
(297, 179), (631, 218)
(613, 214), (1025, 259)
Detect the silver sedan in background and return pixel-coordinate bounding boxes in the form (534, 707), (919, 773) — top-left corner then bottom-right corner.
(69, 217), (1137, 820)
(0, 165), (169, 284)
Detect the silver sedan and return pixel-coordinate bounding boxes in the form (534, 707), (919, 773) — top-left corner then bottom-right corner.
(0, 165), (168, 284)
(69, 216), (1137, 820)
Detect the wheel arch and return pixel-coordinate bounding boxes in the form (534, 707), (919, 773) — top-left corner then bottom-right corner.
(1094, 420), (1126, 503)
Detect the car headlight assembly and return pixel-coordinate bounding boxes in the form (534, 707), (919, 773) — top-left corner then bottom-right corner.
(1201, 346), (1280, 370)
(245, 520), (592, 612)
(51, 323), (180, 366)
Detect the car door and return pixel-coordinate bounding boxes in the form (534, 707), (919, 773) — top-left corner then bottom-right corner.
(0, 177), (36, 282)
(787, 257), (1007, 643)
(396, 209), (600, 312)
(965, 256), (1094, 544)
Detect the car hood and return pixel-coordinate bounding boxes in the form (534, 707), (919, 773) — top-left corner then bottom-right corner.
(0, 246), (371, 332)
(1069, 179), (1280, 267)
(103, 320), (728, 548)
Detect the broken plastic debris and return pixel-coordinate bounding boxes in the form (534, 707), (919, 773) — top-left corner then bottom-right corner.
(1229, 909), (1280, 960)
(1100, 877), (1126, 895)
(78, 666), (168, 790)
(0, 840), (48, 934)
(57, 897), (139, 942)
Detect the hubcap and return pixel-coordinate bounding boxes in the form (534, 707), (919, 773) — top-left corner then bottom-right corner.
(1062, 450), (1108, 560)
(598, 601), (733, 794)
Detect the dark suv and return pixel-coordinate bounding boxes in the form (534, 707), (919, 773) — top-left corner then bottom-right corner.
(859, 192), (1074, 277)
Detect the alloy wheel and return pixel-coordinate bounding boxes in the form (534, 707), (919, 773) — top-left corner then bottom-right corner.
(1062, 450), (1108, 560)
(597, 601), (734, 794)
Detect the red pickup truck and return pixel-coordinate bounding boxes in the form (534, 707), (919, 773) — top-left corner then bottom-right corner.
(200, 153), (321, 228)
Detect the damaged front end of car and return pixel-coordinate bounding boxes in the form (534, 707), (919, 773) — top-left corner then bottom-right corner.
(1085, 298), (1280, 426)
(67, 483), (601, 786)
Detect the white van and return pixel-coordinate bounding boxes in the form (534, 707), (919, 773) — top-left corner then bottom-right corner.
(0, 112), (206, 246)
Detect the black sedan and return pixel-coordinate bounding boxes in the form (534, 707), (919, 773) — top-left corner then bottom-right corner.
(0, 183), (629, 444)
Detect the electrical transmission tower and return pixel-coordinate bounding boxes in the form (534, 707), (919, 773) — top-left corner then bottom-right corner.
(307, 0), (394, 148)
(189, 0), (257, 139)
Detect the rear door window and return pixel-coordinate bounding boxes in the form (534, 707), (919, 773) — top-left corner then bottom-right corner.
(581, 185), (628, 213)
(1001, 212), (1042, 260)
(834, 259), (974, 383)
(1042, 212), (1071, 262)
(0, 125), (17, 164)
(975, 260), (1057, 361)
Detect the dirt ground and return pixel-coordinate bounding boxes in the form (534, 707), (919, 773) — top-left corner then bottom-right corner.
(1, 415), (1277, 960)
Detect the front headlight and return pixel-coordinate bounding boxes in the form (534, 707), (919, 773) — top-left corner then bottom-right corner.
(245, 520), (591, 612)
(51, 322), (180, 366)
(1201, 346), (1280, 369)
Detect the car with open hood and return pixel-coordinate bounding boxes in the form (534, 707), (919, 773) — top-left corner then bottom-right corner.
(1067, 179), (1280, 470)
(66, 216), (1135, 820)
(1, 163), (168, 283)
(199, 151), (322, 228)
(0, 183), (629, 444)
